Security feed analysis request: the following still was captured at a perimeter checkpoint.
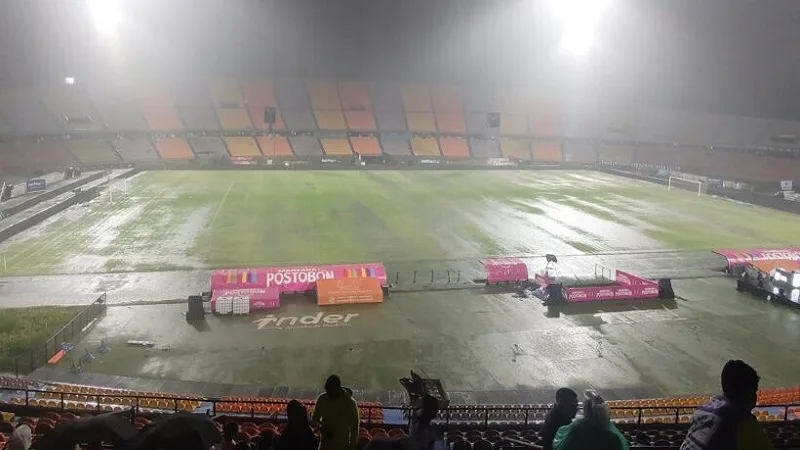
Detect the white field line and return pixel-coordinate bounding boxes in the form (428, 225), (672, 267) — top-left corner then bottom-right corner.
(209, 180), (235, 228)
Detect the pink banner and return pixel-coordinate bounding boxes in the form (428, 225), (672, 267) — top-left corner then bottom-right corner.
(210, 287), (281, 311)
(211, 263), (387, 293)
(565, 284), (657, 302)
(615, 269), (659, 293)
(482, 258), (529, 284)
(714, 248), (800, 268)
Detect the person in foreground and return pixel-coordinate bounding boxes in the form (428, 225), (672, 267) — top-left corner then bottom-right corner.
(552, 391), (628, 450)
(540, 388), (579, 450)
(680, 360), (773, 450)
(364, 394), (442, 450)
(313, 374), (360, 450)
(277, 399), (319, 450)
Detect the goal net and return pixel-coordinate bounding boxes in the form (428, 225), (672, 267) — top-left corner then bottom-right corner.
(668, 176), (707, 196)
(103, 178), (129, 204)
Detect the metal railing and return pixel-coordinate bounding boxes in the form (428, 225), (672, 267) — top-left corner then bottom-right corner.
(8, 293), (107, 376)
(1, 386), (797, 427)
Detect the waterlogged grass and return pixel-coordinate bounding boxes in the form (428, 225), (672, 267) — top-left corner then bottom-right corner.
(1, 170), (799, 276)
(0, 306), (81, 372)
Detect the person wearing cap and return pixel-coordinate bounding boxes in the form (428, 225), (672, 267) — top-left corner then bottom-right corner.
(680, 360), (773, 450)
(540, 388), (579, 450)
(312, 374), (360, 450)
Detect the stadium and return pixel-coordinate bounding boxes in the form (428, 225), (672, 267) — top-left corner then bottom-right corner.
(0, 0), (799, 449)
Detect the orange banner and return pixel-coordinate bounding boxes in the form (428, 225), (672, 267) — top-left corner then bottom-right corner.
(317, 277), (383, 306)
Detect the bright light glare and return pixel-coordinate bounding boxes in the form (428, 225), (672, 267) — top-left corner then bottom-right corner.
(89, 0), (121, 36)
(551, 0), (609, 58)
(64, 77), (76, 85)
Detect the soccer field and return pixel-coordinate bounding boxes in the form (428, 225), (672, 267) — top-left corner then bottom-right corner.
(1, 170), (799, 276)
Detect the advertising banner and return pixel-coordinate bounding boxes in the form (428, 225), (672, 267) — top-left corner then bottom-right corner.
(211, 262), (387, 293)
(25, 179), (47, 193)
(481, 258), (529, 283)
(317, 277), (383, 306)
(210, 287), (280, 312)
(230, 157), (258, 166)
(714, 248), (800, 268)
(487, 158), (517, 167)
(565, 285), (642, 302)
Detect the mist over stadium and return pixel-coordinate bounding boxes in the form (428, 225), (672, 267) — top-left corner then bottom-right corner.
(0, 0), (799, 449)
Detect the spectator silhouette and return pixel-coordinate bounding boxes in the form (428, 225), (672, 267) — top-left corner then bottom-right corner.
(365, 394), (441, 450)
(312, 375), (360, 450)
(277, 400), (318, 450)
(8, 425), (32, 450)
(222, 421), (240, 450)
(258, 429), (275, 450)
(680, 360), (773, 450)
(552, 392), (628, 450)
(540, 388), (579, 450)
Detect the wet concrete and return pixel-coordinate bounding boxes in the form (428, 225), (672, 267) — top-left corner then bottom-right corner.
(35, 276), (800, 400)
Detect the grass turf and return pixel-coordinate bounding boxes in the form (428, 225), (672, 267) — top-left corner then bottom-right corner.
(0, 170), (799, 276)
(0, 306), (82, 372)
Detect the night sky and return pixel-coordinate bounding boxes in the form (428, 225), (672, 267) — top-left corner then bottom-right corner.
(1, 0), (798, 119)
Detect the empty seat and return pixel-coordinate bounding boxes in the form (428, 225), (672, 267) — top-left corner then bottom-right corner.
(501, 139), (531, 159)
(137, 84), (184, 131)
(243, 80), (284, 131)
(320, 138), (352, 156)
(307, 82), (342, 110)
(112, 138), (160, 161)
(468, 138), (501, 158)
(64, 139), (119, 164)
(344, 111), (377, 131)
(257, 136), (294, 156)
(314, 110), (347, 130)
(289, 136), (323, 155)
(224, 137), (261, 156)
(155, 138), (194, 160)
(338, 82), (373, 111)
(439, 137), (470, 157)
(410, 137), (440, 156)
(349, 137), (382, 156)
(531, 142), (563, 162)
(405, 112), (437, 133)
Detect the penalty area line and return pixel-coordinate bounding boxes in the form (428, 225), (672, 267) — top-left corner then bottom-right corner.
(210, 180), (235, 227)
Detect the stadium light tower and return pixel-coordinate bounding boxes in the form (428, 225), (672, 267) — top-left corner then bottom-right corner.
(89, 0), (122, 37)
(550, 0), (610, 58)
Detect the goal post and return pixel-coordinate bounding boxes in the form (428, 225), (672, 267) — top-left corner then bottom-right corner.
(105, 178), (129, 204)
(668, 176), (707, 196)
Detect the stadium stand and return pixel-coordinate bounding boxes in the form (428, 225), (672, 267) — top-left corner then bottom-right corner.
(256, 136), (294, 156)
(563, 98), (599, 141)
(289, 136), (324, 156)
(321, 138), (353, 156)
(154, 138), (195, 160)
(315, 110), (348, 131)
(308, 82), (346, 130)
(531, 142), (563, 162)
(528, 100), (562, 138)
(374, 110), (409, 131)
(598, 102), (636, 142)
(339, 82), (373, 111)
(349, 137), (382, 156)
(439, 137), (471, 157)
(243, 80), (285, 131)
(674, 112), (721, 147)
(224, 137), (261, 157)
(495, 90), (529, 136)
(62, 139), (120, 164)
(188, 137), (230, 159)
(562, 141), (597, 162)
(431, 85), (467, 134)
(0, 142), (29, 173)
(410, 137), (441, 156)
(39, 85), (105, 132)
(210, 79), (253, 131)
(500, 139), (531, 160)
(0, 89), (62, 134)
(468, 138), (501, 158)
(759, 119), (800, 148)
(371, 82), (408, 131)
(111, 138), (161, 162)
(379, 136), (412, 155)
(635, 108), (679, 144)
(15, 141), (76, 169)
(402, 85), (433, 113)
(466, 112), (495, 136)
(406, 112), (438, 133)
(598, 145), (636, 164)
(172, 79), (221, 131)
(345, 110), (377, 131)
(275, 80), (317, 131)
(87, 81), (150, 131)
(714, 115), (769, 148)
(137, 84), (184, 131)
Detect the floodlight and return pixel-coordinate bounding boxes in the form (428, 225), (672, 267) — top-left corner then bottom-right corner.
(64, 77), (76, 85)
(560, 27), (596, 57)
(89, 0), (121, 36)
